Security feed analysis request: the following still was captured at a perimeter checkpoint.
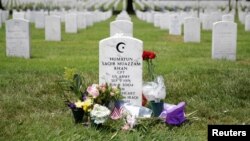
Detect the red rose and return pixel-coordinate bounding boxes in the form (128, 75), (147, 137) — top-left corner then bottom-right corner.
(142, 51), (156, 60)
(142, 51), (148, 60)
(148, 52), (156, 59)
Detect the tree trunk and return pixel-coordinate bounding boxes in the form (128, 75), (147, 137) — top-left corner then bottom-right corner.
(229, 0), (231, 11)
(0, 0), (4, 10)
(126, 0), (135, 14)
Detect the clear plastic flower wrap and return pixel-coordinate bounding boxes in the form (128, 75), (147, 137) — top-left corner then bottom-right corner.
(142, 75), (166, 102)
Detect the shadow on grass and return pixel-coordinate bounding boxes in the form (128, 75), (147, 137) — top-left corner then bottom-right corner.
(165, 119), (193, 130)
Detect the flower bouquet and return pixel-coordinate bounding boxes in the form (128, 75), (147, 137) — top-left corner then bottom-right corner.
(87, 83), (124, 109)
(58, 68), (123, 125)
(58, 68), (87, 123)
(141, 51), (186, 125)
(142, 51), (167, 117)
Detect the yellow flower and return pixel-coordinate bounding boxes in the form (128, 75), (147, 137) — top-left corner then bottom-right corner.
(82, 98), (93, 112)
(75, 100), (84, 108)
(63, 67), (77, 81)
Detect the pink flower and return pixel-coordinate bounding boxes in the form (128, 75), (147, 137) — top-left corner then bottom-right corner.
(87, 84), (99, 98)
(100, 84), (107, 93)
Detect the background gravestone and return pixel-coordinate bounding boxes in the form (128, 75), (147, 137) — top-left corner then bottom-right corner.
(110, 20), (133, 37)
(25, 10), (31, 22)
(35, 11), (46, 29)
(29, 10), (37, 23)
(160, 13), (170, 30)
(65, 13), (78, 33)
(169, 14), (181, 35)
(6, 19), (30, 58)
(154, 13), (161, 28)
(45, 16), (61, 41)
(77, 12), (87, 30)
(85, 12), (93, 27)
(201, 14), (210, 30)
(245, 14), (250, 31)
(99, 36), (143, 106)
(212, 21), (237, 61)
(13, 12), (25, 20)
(184, 17), (200, 43)
(222, 14), (234, 22)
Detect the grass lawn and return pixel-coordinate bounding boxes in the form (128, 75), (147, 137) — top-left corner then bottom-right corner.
(0, 14), (249, 141)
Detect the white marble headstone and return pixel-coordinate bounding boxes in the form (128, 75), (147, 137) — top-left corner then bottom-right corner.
(212, 21), (237, 61)
(29, 11), (37, 23)
(65, 13), (78, 33)
(184, 17), (200, 43)
(154, 13), (161, 27)
(110, 20), (133, 37)
(77, 12), (87, 29)
(169, 14), (181, 35)
(245, 14), (250, 31)
(238, 11), (247, 25)
(99, 35), (143, 106)
(146, 12), (154, 23)
(85, 12), (93, 27)
(45, 16), (61, 41)
(25, 10), (31, 22)
(35, 12), (46, 29)
(13, 12), (25, 20)
(222, 14), (234, 22)
(6, 19), (30, 58)
(160, 13), (170, 30)
(211, 12), (222, 23)
(201, 14), (210, 30)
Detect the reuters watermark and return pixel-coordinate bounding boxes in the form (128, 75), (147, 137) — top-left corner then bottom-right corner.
(208, 125), (249, 140)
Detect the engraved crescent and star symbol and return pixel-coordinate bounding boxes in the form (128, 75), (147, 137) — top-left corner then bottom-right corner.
(116, 42), (125, 53)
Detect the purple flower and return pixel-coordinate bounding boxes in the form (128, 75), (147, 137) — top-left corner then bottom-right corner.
(82, 95), (87, 101)
(68, 103), (76, 109)
(159, 102), (186, 126)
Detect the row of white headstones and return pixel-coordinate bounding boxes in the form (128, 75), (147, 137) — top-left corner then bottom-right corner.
(135, 10), (239, 61)
(2, 9), (244, 106)
(4, 10), (112, 59)
(4, 9), (143, 106)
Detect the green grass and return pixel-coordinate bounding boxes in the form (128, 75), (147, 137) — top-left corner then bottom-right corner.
(0, 15), (250, 141)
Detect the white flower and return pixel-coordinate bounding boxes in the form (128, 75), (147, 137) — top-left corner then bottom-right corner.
(90, 104), (111, 124)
